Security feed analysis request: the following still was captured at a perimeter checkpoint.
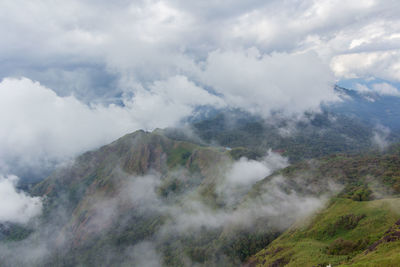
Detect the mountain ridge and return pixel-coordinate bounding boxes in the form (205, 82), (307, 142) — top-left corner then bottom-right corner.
(3, 119), (400, 266)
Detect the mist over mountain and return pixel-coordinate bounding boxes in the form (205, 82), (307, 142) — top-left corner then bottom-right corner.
(0, 130), (316, 266)
(7, 83), (400, 183)
(2, 84), (400, 266)
(331, 85), (400, 132)
(2, 125), (400, 266)
(2, 1), (400, 266)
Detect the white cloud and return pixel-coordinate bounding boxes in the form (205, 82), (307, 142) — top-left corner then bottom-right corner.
(225, 150), (288, 186)
(0, 77), (221, 175)
(0, 77), (133, 174)
(122, 174), (163, 210)
(371, 83), (400, 97)
(0, 175), (42, 224)
(168, 175), (329, 232)
(200, 48), (338, 116)
(216, 150), (289, 206)
(1, 0), (399, 92)
(353, 82), (400, 97)
(331, 51), (400, 81)
(127, 75), (225, 129)
(372, 124), (391, 150)
(354, 83), (372, 94)
(225, 157), (271, 186)
(125, 242), (162, 267)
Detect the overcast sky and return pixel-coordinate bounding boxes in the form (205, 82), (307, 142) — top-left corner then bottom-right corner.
(1, 0), (400, 179)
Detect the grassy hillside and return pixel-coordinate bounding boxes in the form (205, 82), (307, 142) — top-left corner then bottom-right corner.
(248, 197), (400, 267)
(246, 145), (400, 267)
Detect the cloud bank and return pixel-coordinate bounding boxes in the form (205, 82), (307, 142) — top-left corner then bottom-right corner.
(0, 47), (335, 178)
(0, 76), (222, 178)
(200, 49), (338, 116)
(0, 175), (42, 224)
(1, 0), (399, 90)
(355, 82), (400, 97)
(1, 0), (399, 178)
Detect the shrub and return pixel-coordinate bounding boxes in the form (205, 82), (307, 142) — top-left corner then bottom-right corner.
(323, 213), (366, 237)
(326, 238), (369, 255)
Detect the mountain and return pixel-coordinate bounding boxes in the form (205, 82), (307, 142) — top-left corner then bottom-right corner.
(178, 110), (375, 162)
(16, 130), (284, 266)
(331, 86), (400, 131)
(171, 86), (400, 163)
(3, 85), (400, 266)
(247, 146), (400, 266)
(1, 128), (397, 266)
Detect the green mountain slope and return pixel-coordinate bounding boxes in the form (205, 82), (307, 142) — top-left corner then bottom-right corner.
(248, 198), (400, 267)
(247, 146), (400, 267)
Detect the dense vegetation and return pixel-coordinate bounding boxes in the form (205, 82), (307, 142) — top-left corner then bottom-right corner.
(185, 111), (376, 162)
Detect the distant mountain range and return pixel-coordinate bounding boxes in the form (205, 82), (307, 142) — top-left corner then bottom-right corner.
(330, 85), (400, 131)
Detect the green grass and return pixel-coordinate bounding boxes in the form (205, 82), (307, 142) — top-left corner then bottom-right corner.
(166, 143), (195, 168)
(251, 198), (400, 267)
(339, 242), (400, 266)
